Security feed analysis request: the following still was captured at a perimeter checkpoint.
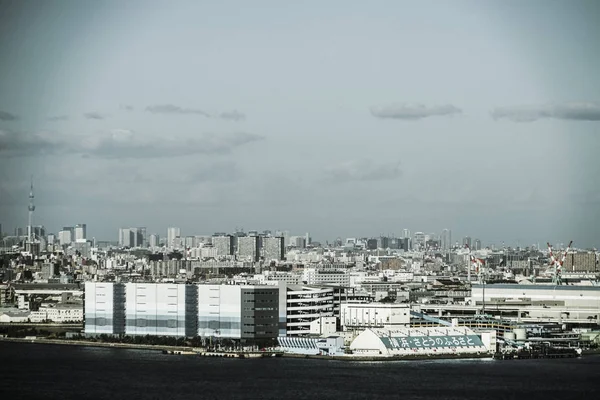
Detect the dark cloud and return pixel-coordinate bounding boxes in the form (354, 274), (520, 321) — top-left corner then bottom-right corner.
(324, 159), (402, 183)
(0, 128), (264, 159)
(491, 102), (600, 122)
(47, 115), (68, 121)
(0, 110), (18, 121)
(146, 104), (210, 117)
(0, 128), (63, 157)
(220, 110), (246, 122)
(371, 104), (461, 120)
(84, 112), (105, 120)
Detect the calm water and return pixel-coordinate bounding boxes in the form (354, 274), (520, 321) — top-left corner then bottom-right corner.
(0, 342), (599, 400)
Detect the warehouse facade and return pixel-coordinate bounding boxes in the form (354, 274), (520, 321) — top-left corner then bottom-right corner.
(84, 282), (278, 340)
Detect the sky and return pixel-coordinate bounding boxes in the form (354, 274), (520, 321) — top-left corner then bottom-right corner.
(1, 0), (599, 247)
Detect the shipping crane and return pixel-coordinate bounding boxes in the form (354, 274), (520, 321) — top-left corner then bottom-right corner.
(465, 244), (486, 284)
(547, 240), (573, 285)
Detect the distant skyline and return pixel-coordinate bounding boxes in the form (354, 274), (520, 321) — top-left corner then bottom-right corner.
(1, 0), (600, 248)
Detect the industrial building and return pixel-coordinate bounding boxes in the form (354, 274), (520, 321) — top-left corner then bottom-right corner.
(283, 285), (335, 336)
(198, 284), (279, 339)
(277, 336), (345, 355)
(84, 282), (279, 340)
(340, 303), (410, 330)
(471, 284), (600, 309)
(349, 326), (492, 357)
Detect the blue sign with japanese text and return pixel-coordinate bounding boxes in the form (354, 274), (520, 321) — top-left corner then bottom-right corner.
(380, 335), (483, 349)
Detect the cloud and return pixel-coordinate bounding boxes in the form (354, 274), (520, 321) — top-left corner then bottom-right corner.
(84, 112), (105, 120)
(48, 115), (69, 121)
(0, 110), (18, 121)
(370, 103), (461, 120)
(146, 104), (210, 117)
(120, 104), (134, 111)
(491, 102), (600, 122)
(324, 159), (402, 183)
(0, 128), (264, 158)
(0, 128), (64, 157)
(220, 110), (246, 122)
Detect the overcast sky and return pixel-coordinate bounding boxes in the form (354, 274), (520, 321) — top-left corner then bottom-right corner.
(1, 0), (599, 247)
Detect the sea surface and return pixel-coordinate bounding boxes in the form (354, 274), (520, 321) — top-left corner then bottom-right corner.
(0, 342), (599, 400)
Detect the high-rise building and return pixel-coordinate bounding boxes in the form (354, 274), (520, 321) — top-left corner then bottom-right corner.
(237, 236), (259, 262)
(138, 227), (147, 247)
(463, 236), (472, 248)
(263, 236), (285, 261)
(212, 235), (234, 256)
(402, 229), (410, 239)
(33, 226), (46, 240)
(118, 228), (135, 247)
(305, 232), (311, 246)
(58, 230), (72, 245)
(149, 234), (159, 248)
(441, 229), (452, 251)
(167, 227), (181, 248)
(413, 232), (426, 250)
(474, 239), (482, 251)
(74, 224), (87, 241)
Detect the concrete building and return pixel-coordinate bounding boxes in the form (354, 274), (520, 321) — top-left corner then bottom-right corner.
(263, 236), (284, 261)
(471, 284), (600, 309)
(84, 282), (279, 340)
(74, 224), (87, 241)
(340, 303), (410, 330)
(413, 232), (426, 250)
(198, 284), (279, 340)
(58, 230), (72, 246)
(84, 282), (126, 335)
(562, 252), (598, 272)
(237, 236), (259, 262)
(149, 234), (159, 248)
(212, 235), (234, 257)
(441, 229), (452, 251)
(304, 268), (350, 286)
(349, 326), (491, 357)
(31, 303), (83, 323)
(284, 285), (335, 336)
(167, 227), (181, 248)
(277, 335), (344, 355)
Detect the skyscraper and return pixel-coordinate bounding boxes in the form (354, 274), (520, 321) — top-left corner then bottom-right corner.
(149, 234), (160, 248)
(263, 236), (285, 261)
(75, 224), (87, 241)
(237, 236), (259, 262)
(462, 236), (472, 248)
(212, 235), (234, 256)
(441, 229), (452, 251)
(167, 227), (181, 248)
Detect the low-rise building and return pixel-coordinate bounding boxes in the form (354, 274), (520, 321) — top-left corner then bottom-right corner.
(340, 303), (410, 331)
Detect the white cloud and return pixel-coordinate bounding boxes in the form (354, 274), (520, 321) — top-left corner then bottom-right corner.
(371, 103), (461, 120)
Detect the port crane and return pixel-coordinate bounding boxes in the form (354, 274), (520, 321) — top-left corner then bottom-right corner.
(547, 240), (573, 285)
(465, 244), (486, 284)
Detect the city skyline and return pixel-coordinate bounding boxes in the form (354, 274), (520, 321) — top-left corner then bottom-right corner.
(1, 1), (600, 248)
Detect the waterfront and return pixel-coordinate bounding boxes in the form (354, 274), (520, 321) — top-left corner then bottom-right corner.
(1, 342), (599, 399)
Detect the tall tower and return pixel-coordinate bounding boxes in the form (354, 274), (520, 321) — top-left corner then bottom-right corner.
(28, 176), (35, 245)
